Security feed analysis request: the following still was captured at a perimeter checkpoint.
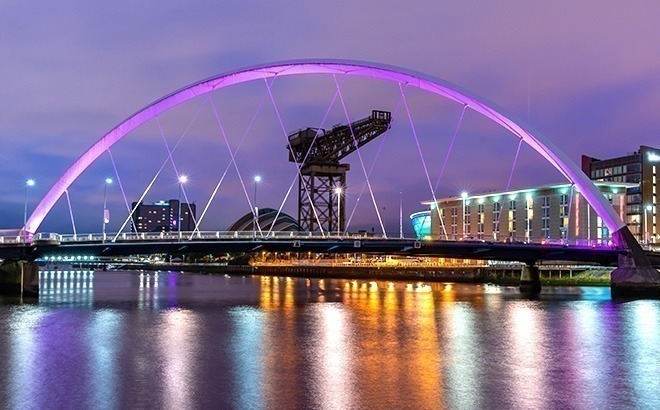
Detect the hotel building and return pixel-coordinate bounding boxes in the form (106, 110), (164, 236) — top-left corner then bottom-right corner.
(582, 145), (659, 243)
(411, 182), (633, 243)
(131, 199), (196, 233)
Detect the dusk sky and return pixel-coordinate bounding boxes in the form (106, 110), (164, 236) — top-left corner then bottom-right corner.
(1, 1), (659, 235)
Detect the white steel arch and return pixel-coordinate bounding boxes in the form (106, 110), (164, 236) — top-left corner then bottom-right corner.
(25, 60), (626, 237)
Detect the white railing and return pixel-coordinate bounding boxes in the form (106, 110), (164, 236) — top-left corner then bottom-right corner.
(34, 231), (405, 243)
(0, 230), (625, 250)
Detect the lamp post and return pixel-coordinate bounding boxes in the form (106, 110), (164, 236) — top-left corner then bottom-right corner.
(253, 176), (261, 239)
(645, 204), (652, 244)
(102, 178), (113, 241)
(178, 175), (188, 241)
(461, 192), (468, 239)
(23, 179), (35, 242)
(334, 186), (343, 236)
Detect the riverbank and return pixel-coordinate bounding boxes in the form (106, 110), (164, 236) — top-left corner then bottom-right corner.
(116, 262), (613, 286)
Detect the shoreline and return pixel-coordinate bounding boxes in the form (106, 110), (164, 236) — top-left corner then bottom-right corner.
(115, 263), (612, 287)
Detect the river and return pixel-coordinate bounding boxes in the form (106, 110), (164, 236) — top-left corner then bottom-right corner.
(0, 269), (658, 409)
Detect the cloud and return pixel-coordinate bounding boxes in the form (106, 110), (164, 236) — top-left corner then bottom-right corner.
(0, 1), (658, 232)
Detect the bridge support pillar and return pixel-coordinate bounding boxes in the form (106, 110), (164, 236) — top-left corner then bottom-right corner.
(611, 227), (659, 298)
(520, 263), (541, 295)
(0, 260), (39, 297)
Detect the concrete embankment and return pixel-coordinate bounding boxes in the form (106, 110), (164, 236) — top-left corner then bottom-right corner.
(116, 263), (612, 286)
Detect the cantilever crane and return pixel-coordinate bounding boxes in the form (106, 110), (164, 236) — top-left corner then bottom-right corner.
(287, 110), (392, 233)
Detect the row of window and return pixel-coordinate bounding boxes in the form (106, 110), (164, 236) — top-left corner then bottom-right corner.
(444, 195), (570, 238)
(591, 163), (641, 179)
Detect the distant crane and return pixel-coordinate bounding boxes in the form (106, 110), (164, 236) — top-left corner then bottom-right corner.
(287, 110), (392, 233)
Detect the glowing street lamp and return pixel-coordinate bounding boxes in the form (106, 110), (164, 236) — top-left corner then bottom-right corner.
(253, 176), (261, 239)
(102, 178), (113, 241)
(177, 175), (188, 240)
(334, 186), (343, 236)
(23, 179), (35, 241)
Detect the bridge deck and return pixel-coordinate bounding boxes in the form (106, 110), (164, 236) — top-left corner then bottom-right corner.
(0, 236), (630, 266)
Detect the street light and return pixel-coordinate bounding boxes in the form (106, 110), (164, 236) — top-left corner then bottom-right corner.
(178, 175), (188, 240)
(334, 186), (343, 236)
(253, 176), (261, 239)
(645, 204), (653, 244)
(102, 178), (113, 241)
(23, 179), (35, 242)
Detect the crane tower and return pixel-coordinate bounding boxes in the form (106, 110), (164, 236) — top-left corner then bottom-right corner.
(287, 110), (392, 233)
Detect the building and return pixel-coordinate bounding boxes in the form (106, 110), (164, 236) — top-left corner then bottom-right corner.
(582, 145), (659, 243)
(228, 208), (302, 232)
(414, 181), (633, 243)
(410, 211), (431, 238)
(131, 200), (196, 233)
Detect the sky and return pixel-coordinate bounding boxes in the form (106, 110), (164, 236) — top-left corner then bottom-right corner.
(0, 1), (659, 235)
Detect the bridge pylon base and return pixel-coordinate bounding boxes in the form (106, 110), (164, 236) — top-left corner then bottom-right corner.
(611, 227), (660, 298)
(0, 260), (39, 297)
(519, 263), (541, 295)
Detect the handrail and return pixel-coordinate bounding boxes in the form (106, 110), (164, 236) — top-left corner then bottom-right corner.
(0, 230), (622, 250)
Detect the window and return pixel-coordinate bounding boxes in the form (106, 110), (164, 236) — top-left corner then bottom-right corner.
(451, 207), (458, 237)
(508, 200), (516, 234)
(464, 202), (471, 234)
(541, 196), (550, 238)
(525, 197), (533, 239)
(477, 203), (485, 239)
(493, 202), (501, 236)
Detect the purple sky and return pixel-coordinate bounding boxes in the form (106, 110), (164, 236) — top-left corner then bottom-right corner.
(1, 1), (659, 235)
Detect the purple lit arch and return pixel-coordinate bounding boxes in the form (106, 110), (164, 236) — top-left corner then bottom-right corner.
(25, 60), (626, 236)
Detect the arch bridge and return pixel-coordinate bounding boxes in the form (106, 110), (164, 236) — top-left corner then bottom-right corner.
(2, 60), (658, 297)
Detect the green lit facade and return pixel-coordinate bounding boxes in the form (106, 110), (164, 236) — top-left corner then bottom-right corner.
(418, 182), (632, 243)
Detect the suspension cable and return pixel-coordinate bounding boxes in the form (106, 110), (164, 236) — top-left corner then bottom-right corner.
(64, 189), (77, 238)
(495, 137), (524, 236)
(266, 75), (346, 237)
(263, 76), (327, 236)
(333, 74), (388, 238)
(345, 88), (404, 234)
(399, 83), (448, 240)
(208, 95), (257, 231)
(566, 183), (575, 243)
(111, 99), (206, 242)
(192, 83), (272, 238)
(155, 116), (199, 234)
(506, 138), (523, 192)
(434, 104), (467, 193)
(107, 148), (137, 233)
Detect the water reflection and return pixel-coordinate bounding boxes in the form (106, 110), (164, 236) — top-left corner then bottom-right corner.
(443, 302), (481, 410)
(8, 307), (47, 410)
(88, 310), (120, 410)
(0, 271), (656, 409)
(160, 309), (199, 409)
(229, 306), (264, 408)
(39, 269), (94, 307)
(626, 301), (660, 406)
(506, 303), (548, 409)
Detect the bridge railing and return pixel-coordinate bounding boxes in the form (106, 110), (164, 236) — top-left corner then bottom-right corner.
(50, 231), (400, 243)
(3, 231), (622, 249)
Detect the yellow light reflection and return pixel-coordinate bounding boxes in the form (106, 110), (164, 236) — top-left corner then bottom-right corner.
(313, 304), (356, 409)
(442, 301), (482, 409)
(259, 275), (300, 406)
